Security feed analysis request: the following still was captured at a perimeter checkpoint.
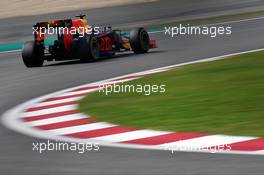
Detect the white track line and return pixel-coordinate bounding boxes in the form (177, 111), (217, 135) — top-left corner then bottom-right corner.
(1, 15), (264, 54)
(0, 49), (21, 54)
(149, 15), (264, 34)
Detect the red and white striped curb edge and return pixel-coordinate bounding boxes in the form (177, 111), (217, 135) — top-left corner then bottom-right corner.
(2, 48), (264, 155)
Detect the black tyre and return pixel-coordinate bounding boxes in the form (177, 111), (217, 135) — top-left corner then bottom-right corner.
(77, 34), (100, 61)
(22, 41), (44, 67)
(130, 27), (150, 54)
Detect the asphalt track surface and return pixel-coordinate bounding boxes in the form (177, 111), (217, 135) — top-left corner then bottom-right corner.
(1, 1), (264, 174)
(2, 0), (264, 43)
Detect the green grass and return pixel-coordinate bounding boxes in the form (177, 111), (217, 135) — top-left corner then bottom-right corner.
(80, 51), (264, 137)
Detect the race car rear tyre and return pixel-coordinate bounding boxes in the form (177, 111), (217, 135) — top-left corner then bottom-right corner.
(130, 27), (150, 54)
(77, 34), (100, 61)
(22, 41), (44, 67)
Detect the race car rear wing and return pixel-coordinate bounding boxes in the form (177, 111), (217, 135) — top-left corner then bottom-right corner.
(33, 19), (72, 41)
(33, 19), (88, 42)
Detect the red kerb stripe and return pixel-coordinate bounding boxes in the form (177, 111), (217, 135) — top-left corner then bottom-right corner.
(122, 132), (207, 145)
(229, 138), (264, 151)
(26, 101), (78, 112)
(42, 93), (87, 102)
(65, 126), (136, 139)
(22, 110), (79, 122)
(110, 75), (144, 82)
(70, 85), (100, 92)
(35, 118), (96, 130)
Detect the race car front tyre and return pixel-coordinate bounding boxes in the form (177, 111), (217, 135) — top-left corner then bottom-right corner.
(77, 34), (100, 61)
(22, 41), (44, 67)
(130, 27), (150, 54)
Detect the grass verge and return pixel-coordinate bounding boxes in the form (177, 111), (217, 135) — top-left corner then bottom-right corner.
(80, 51), (264, 137)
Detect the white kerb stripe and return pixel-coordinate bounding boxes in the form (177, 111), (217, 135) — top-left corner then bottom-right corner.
(253, 150), (264, 154)
(104, 78), (140, 84)
(157, 135), (256, 149)
(34, 96), (83, 107)
(21, 105), (77, 118)
(89, 129), (171, 142)
(55, 88), (98, 98)
(46, 122), (116, 135)
(27, 113), (88, 126)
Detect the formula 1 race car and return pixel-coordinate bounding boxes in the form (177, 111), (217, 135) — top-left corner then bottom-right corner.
(22, 15), (157, 67)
